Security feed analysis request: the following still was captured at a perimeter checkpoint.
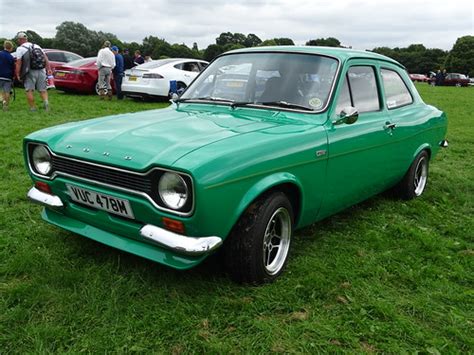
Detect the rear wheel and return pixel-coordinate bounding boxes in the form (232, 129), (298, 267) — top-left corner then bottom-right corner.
(95, 82), (108, 96)
(395, 150), (429, 200)
(223, 192), (294, 284)
(177, 82), (187, 94)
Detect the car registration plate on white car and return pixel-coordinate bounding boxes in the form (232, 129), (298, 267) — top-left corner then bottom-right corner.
(66, 184), (134, 219)
(128, 76), (138, 82)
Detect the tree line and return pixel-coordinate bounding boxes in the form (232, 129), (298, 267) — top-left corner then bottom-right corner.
(2, 21), (473, 76)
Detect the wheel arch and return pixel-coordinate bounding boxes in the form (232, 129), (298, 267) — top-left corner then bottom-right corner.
(413, 143), (432, 161)
(233, 172), (304, 229)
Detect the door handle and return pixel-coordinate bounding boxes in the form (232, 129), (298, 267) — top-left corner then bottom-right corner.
(384, 122), (396, 130)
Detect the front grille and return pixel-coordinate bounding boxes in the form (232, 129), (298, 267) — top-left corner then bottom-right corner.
(52, 156), (153, 194)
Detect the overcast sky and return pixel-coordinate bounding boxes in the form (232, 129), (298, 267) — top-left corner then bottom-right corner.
(0, 0), (473, 50)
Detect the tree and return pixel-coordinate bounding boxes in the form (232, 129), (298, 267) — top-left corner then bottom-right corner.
(259, 39), (277, 47)
(54, 21), (96, 56)
(203, 44), (224, 61)
(244, 34), (262, 47)
(273, 38), (294, 46)
(215, 32), (247, 47)
(306, 37), (341, 47)
(445, 36), (474, 76)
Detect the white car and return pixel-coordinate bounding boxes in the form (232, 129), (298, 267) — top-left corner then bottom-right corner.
(122, 58), (208, 99)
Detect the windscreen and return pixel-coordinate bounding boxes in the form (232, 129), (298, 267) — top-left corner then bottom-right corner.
(181, 52), (339, 111)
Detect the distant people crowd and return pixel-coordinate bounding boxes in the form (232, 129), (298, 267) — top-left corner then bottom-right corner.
(0, 32), (52, 111)
(0, 31), (156, 111)
(434, 69), (448, 86)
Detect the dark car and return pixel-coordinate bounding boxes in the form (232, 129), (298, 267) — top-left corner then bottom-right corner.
(53, 57), (115, 95)
(44, 49), (83, 72)
(429, 73), (470, 87)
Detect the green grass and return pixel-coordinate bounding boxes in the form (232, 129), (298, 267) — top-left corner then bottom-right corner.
(1, 86), (473, 353)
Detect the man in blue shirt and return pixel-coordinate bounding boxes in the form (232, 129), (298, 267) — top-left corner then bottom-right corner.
(0, 40), (15, 111)
(111, 46), (124, 100)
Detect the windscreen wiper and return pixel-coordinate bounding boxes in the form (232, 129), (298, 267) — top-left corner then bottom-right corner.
(175, 96), (235, 103)
(258, 101), (314, 111)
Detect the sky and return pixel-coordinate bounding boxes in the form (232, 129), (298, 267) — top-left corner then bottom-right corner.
(0, 0), (473, 51)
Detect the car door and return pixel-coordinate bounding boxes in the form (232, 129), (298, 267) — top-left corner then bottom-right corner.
(321, 60), (400, 217)
(180, 61), (201, 84)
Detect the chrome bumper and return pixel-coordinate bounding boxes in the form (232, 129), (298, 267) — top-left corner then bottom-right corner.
(140, 224), (223, 256)
(27, 187), (64, 208)
(27, 187), (222, 256)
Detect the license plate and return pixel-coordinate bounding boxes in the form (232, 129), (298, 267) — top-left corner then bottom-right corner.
(55, 72), (66, 77)
(128, 76), (137, 81)
(66, 184), (134, 219)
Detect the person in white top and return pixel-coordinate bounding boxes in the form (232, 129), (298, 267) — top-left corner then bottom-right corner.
(14, 32), (51, 111)
(96, 40), (116, 99)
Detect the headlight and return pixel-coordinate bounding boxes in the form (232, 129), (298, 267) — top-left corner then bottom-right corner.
(31, 145), (52, 176)
(158, 172), (188, 210)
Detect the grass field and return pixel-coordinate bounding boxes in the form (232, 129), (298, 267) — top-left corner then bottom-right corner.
(0, 86), (472, 353)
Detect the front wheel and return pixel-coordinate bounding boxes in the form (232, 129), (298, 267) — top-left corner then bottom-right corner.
(223, 192), (294, 284)
(395, 150), (430, 200)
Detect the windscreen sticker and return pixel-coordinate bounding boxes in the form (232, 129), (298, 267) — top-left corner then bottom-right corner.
(308, 97), (323, 109)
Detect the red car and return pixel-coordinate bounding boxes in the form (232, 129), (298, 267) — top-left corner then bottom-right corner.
(44, 49), (83, 72)
(428, 73), (470, 87)
(409, 73), (428, 82)
(54, 57), (115, 95)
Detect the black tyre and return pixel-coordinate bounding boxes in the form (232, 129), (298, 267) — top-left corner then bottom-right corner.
(395, 150), (430, 200)
(95, 81), (108, 96)
(223, 192), (294, 284)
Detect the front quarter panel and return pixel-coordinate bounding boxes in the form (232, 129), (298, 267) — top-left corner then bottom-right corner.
(175, 121), (329, 239)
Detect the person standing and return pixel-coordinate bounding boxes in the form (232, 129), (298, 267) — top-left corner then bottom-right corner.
(133, 50), (144, 66)
(111, 46), (124, 100)
(96, 40), (115, 100)
(122, 49), (133, 70)
(0, 40), (15, 111)
(14, 32), (51, 111)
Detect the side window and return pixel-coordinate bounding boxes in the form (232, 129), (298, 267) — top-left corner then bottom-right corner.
(46, 51), (66, 62)
(182, 62), (200, 72)
(347, 66), (380, 113)
(198, 62), (208, 71)
(381, 69), (413, 109)
(64, 52), (82, 62)
(335, 76), (351, 115)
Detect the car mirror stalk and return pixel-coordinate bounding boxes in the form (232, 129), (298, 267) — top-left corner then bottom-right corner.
(333, 106), (359, 125)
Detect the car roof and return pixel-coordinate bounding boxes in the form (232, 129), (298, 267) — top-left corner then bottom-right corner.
(225, 46), (404, 68)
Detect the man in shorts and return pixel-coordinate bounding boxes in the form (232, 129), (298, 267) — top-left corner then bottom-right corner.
(0, 40), (15, 111)
(14, 32), (51, 111)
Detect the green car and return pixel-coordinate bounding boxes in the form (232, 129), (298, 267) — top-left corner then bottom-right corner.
(25, 46), (448, 284)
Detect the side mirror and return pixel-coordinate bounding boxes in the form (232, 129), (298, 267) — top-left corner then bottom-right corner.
(333, 106), (359, 125)
(170, 93), (179, 102)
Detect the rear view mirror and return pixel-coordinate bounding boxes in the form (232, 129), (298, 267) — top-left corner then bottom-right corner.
(334, 106), (359, 125)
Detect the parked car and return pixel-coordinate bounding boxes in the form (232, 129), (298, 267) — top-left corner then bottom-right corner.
(44, 49), (83, 72)
(122, 58), (208, 99)
(428, 73), (470, 87)
(409, 73), (428, 82)
(24, 47), (448, 284)
(469, 77), (474, 86)
(53, 57), (114, 95)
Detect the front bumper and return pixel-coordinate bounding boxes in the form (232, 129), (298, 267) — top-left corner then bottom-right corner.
(27, 186), (222, 257)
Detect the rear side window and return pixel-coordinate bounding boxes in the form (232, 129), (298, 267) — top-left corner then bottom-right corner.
(381, 69), (413, 109)
(46, 51), (66, 62)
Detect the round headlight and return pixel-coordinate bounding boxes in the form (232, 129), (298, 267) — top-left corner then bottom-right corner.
(32, 145), (52, 176)
(158, 172), (188, 210)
